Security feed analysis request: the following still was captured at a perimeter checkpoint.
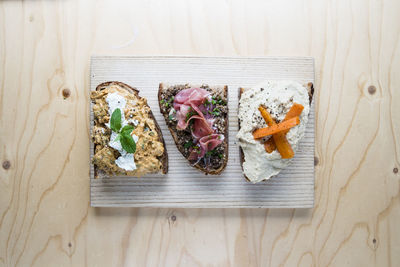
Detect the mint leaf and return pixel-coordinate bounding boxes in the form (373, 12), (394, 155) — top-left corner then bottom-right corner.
(120, 132), (136, 153)
(121, 125), (134, 135)
(110, 108), (122, 132)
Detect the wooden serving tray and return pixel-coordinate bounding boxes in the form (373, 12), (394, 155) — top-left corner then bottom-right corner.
(90, 56), (315, 208)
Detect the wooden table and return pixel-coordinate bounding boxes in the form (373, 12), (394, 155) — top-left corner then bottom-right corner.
(0, 0), (399, 266)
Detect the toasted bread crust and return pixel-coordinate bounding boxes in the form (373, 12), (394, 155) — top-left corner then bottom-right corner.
(238, 83), (314, 182)
(158, 83), (228, 175)
(94, 81), (168, 175)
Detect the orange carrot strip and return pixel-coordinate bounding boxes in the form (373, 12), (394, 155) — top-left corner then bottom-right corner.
(281, 103), (304, 134)
(258, 106), (296, 158)
(284, 103), (304, 120)
(252, 117), (300, 139)
(264, 138), (276, 153)
(272, 132), (294, 158)
(260, 104), (303, 156)
(258, 106), (275, 126)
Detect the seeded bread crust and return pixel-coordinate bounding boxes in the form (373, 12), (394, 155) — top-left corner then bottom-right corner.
(92, 81), (168, 176)
(238, 82), (314, 181)
(158, 83), (229, 175)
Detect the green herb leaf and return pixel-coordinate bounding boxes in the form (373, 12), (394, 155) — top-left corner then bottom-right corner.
(110, 108), (122, 132)
(120, 133), (136, 153)
(114, 134), (122, 142)
(217, 99), (226, 105)
(184, 140), (194, 149)
(185, 109), (198, 122)
(121, 125), (134, 135)
(168, 114), (174, 121)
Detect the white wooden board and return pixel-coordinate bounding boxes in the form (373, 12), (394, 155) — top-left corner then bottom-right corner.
(90, 56), (315, 208)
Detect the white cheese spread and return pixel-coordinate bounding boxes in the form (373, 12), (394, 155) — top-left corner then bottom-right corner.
(236, 80), (310, 183)
(106, 92), (138, 171)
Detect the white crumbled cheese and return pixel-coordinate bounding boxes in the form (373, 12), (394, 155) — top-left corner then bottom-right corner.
(111, 133), (139, 171)
(115, 153), (136, 171)
(128, 119), (139, 126)
(236, 80), (310, 183)
(105, 92), (128, 128)
(105, 92), (139, 171)
(109, 132), (123, 152)
(106, 92), (127, 115)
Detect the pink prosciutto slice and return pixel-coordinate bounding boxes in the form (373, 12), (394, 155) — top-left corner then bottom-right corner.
(188, 134), (224, 160)
(174, 87), (213, 135)
(174, 87), (224, 161)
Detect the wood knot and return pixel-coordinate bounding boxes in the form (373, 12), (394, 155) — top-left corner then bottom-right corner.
(2, 160), (11, 170)
(62, 88), (71, 99)
(368, 85), (376, 95)
(68, 242), (72, 248)
(394, 167), (398, 174)
(171, 215), (176, 222)
(373, 238), (376, 244)
(314, 156), (319, 166)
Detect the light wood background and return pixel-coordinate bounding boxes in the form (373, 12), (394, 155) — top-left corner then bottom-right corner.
(0, 0), (399, 266)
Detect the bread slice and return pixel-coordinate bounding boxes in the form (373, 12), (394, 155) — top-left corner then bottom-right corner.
(158, 83), (228, 175)
(238, 82), (314, 181)
(91, 81), (168, 177)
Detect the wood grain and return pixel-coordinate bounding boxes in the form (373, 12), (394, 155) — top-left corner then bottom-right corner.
(0, 0), (399, 266)
(90, 56), (315, 208)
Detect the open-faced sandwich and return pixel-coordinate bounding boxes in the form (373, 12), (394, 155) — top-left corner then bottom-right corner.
(158, 83), (228, 175)
(91, 81), (168, 178)
(237, 81), (314, 183)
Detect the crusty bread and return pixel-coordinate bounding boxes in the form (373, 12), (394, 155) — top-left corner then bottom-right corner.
(93, 81), (168, 176)
(158, 83), (228, 175)
(238, 82), (314, 181)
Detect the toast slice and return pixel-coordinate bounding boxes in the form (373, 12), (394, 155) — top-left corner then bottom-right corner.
(158, 83), (228, 175)
(238, 82), (314, 182)
(91, 81), (168, 178)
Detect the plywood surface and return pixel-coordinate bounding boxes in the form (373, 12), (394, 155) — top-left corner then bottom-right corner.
(1, 0), (399, 266)
(90, 56), (315, 208)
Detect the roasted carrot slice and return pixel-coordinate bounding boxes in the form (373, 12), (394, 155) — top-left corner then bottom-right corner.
(281, 103), (304, 134)
(264, 138), (276, 153)
(259, 104), (303, 156)
(258, 106), (279, 153)
(272, 132), (294, 158)
(253, 117), (300, 139)
(257, 106), (296, 158)
(258, 105), (275, 125)
(284, 103), (304, 120)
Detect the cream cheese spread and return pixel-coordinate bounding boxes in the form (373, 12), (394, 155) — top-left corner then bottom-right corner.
(236, 80), (310, 183)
